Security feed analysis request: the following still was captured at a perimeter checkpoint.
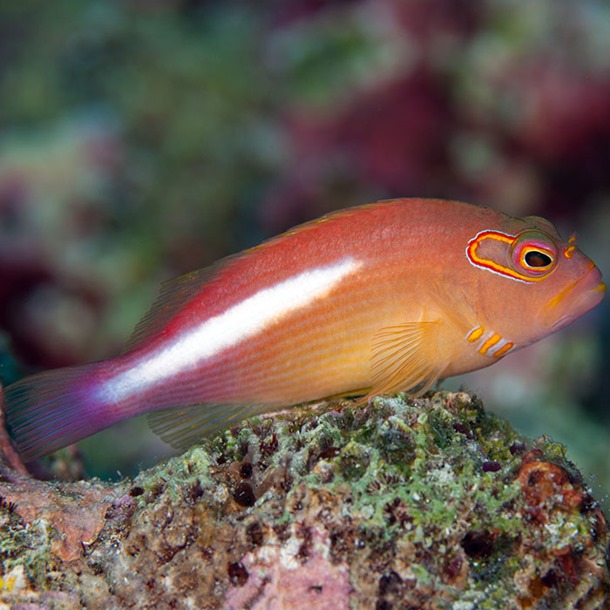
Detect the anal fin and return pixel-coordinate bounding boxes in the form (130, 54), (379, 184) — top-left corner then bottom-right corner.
(148, 402), (270, 450)
(368, 320), (447, 399)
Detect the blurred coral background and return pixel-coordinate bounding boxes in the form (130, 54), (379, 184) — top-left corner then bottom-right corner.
(0, 0), (608, 501)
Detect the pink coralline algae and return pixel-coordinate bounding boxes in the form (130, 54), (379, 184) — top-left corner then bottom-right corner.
(225, 525), (351, 610)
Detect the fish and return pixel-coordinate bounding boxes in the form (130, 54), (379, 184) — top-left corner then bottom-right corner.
(3, 198), (606, 461)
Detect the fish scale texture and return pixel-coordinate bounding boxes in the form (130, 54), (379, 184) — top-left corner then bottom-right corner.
(0, 391), (608, 609)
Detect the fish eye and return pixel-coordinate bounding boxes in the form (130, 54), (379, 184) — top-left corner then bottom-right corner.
(524, 250), (553, 268)
(510, 230), (558, 279)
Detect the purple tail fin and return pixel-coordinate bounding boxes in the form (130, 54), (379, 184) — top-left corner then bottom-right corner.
(3, 363), (112, 462)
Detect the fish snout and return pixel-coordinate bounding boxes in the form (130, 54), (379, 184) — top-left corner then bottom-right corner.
(545, 264), (605, 331)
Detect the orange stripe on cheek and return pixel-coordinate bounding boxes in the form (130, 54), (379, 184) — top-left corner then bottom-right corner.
(479, 333), (501, 355)
(564, 235), (577, 258)
(466, 327), (484, 342)
(493, 342), (514, 358)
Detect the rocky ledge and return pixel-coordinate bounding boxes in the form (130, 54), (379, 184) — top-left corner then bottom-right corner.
(0, 391), (608, 609)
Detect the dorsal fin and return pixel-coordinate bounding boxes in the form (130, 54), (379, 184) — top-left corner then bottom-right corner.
(367, 320), (447, 399)
(123, 258), (235, 353)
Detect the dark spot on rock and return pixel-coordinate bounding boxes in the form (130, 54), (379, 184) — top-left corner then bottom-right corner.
(185, 480), (204, 504)
(461, 530), (494, 559)
(339, 447), (371, 480)
(246, 521), (264, 547)
(444, 556), (463, 581)
(148, 479), (166, 500)
(580, 493), (596, 514)
(541, 569), (560, 588)
(228, 561), (249, 586)
(452, 422), (473, 438)
(379, 428), (415, 468)
(509, 441), (526, 455)
(260, 433), (278, 456)
(588, 509), (607, 545)
(297, 525), (313, 560)
(274, 523), (291, 543)
(157, 545), (178, 564)
(527, 470), (543, 487)
(233, 482), (256, 507)
(129, 486), (144, 497)
(126, 543), (140, 557)
(330, 529), (352, 559)
(378, 570), (402, 595)
(375, 600), (392, 610)
(384, 498), (399, 525)
(384, 497), (412, 527)
(89, 561), (105, 576)
(482, 460), (501, 472)
(309, 445), (340, 471)
(309, 585), (323, 594)
(239, 462), (253, 479)
(319, 446), (340, 460)
(0, 497), (16, 514)
(238, 442), (249, 460)
(280, 471), (294, 492)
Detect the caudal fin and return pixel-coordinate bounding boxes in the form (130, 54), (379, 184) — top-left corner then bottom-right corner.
(3, 363), (110, 462)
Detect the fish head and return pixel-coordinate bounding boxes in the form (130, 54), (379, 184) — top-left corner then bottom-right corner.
(465, 214), (605, 345)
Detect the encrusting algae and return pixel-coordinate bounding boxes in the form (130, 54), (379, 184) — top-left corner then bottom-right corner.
(0, 391), (608, 608)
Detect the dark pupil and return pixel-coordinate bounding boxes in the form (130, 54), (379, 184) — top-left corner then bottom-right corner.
(525, 250), (552, 268)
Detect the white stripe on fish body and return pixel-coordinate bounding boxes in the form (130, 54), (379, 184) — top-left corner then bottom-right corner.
(103, 257), (364, 403)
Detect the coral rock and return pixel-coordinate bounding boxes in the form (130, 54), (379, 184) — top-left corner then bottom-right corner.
(0, 392), (608, 608)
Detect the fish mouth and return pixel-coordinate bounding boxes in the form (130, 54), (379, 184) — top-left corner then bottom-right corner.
(545, 264), (606, 331)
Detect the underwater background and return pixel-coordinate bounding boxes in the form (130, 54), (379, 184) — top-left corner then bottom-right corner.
(0, 0), (608, 507)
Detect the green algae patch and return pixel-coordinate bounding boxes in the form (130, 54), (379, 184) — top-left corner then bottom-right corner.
(1, 391), (609, 608)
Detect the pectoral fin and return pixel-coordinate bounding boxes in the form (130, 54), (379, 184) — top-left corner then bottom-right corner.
(368, 320), (447, 399)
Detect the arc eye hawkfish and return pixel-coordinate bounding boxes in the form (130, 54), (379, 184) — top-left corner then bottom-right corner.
(3, 198), (606, 461)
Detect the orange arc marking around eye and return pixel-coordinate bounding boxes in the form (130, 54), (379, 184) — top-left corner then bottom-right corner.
(466, 230), (546, 283)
